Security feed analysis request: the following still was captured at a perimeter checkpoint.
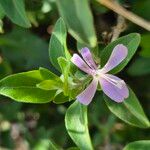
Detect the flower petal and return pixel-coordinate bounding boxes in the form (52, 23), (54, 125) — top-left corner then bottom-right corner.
(100, 44), (128, 73)
(80, 47), (97, 69)
(77, 79), (98, 105)
(71, 54), (94, 75)
(99, 74), (129, 102)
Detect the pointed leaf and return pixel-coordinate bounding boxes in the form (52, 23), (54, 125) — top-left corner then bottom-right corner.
(0, 70), (56, 103)
(57, 0), (97, 47)
(0, 0), (31, 28)
(104, 87), (150, 128)
(39, 67), (59, 80)
(65, 101), (93, 150)
(49, 18), (70, 71)
(58, 57), (70, 96)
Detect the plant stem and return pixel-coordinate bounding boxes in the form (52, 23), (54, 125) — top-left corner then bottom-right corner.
(111, 15), (126, 42)
(97, 0), (150, 31)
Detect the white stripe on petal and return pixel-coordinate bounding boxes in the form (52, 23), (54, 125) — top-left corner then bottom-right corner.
(99, 74), (129, 102)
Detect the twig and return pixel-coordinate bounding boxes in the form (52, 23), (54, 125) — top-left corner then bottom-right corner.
(111, 15), (126, 42)
(0, 56), (2, 64)
(97, 0), (150, 31)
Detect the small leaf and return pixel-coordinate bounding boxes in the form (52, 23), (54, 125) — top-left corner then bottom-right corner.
(57, 0), (97, 47)
(0, 70), (56, 103)
(65, 101), (94, 150)
(0, 0), (31, 28)
(58, 57), (70, 96)
(49, 18), (70, 71)
(39, 67), (59, 80)
(101, 33), (141, 74)
(53, 90), (69, 104)
(123, 140), (150, 150)
(104, 87), (150, 128)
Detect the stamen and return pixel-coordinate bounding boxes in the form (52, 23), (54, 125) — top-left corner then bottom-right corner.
(96, 72), (124, 89)
(104, 75), (123, 88)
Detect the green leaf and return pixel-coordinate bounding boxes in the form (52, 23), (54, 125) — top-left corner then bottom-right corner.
(128, 57), (150, 76)
(101, 33), (141, 74)
(104, 87), (150, 128)
(140, 34), (150, 58)
(53, 90), (69, 104)
(0, 27), (50, 70)
(0, 0), (31, 28)
(39, 67), (59, 80)
(65, 101), (93, 150)
(123, 140), (150, 150)
(49, 18), (70, 71)
(58, 57), (70, 96)
(0, 70), (56, 103)
(57, 0), (97, 47)
(37, 80), (62, 90)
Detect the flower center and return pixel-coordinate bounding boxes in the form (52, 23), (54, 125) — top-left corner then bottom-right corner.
(94, 69), (124, 89)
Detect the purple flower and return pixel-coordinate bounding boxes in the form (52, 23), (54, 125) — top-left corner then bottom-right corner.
(71, 44), (129, 105)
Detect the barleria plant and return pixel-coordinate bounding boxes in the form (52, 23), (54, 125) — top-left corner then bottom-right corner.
(0, 18), (149, 149)
(0, 0), (150, 149)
